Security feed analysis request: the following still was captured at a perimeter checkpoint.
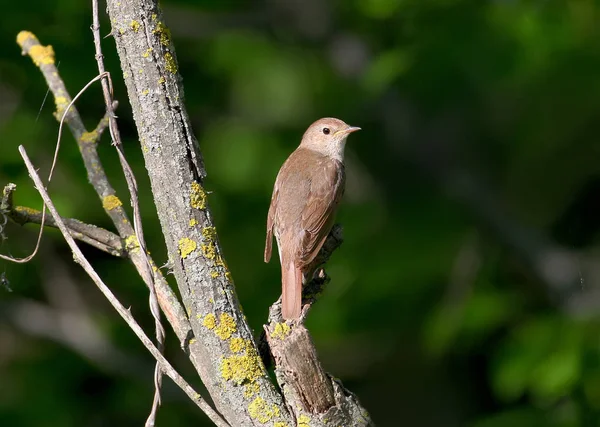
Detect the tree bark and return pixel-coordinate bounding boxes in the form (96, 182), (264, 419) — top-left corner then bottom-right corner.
(104, 2), (288, 425)
(104, 1), (373, 426)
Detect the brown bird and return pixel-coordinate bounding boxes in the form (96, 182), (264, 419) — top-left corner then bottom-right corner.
(265, 117), (360, 319)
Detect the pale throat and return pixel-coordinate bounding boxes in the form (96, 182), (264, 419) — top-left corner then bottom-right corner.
(305, 137), (347, 162)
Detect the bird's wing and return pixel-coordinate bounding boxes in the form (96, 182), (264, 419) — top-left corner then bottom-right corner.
(298, 159), (345, 267)
(264, 183), (278, 263)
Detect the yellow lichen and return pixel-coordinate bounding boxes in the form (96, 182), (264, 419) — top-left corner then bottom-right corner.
(190, 181), (207, 210)
(221, 350), (263, 385)
(102, 195), (122, 210)
(130, 20), (140, 32)
(141, 89), (149, 95)
(80, 130), (98, 144)
(54, 96), (69, 117)
(158, 76), (165, 84)
(244, 382), (260, 399)
(142, 47), (153, 58)
(153, 22), (171, 46)
(210, 270), (220, 278)
(178, 237), (197, 258)
(248, 397), (280, 424)
(203, 313), (216, 329)
(214, 313), (236, 340)
(124, 235), (140, 253)
(16, 31), (37, 47)
(151, 13), (158, 21)
(28, 44), (55, 66)
(271, 322), (291, 340)
(164, 52), (177, 74)
(201, 242), (217, 260)
(14, 206), (41, 216)
(274, 423), (290, 427)
(229, 337), (247, 353)
(189, 338), (196, 345)
(297, 414), (310, 427)
(189, 218), (198, 227)
(202, 226), (217, 241)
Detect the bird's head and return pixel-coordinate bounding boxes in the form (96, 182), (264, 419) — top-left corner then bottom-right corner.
(300, 117), (360, 161)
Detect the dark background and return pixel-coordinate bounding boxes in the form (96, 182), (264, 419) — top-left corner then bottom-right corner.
(1, 1), (600, 426)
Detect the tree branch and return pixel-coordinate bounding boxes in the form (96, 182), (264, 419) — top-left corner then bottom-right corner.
(103, 2), (291, 425)
(15, 31), (208, 389)
(264, 225), (374, 426)
(2, 183), (125, 257)
(19, 145), (230, 427)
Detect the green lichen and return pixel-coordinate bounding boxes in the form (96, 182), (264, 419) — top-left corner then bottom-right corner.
(102, 195), (122, 211)
(190, 181), (207, 210)
(164, 52), (177, 74)
(248, 397), (280, 424)
(178, 237), (197, 258)
(271, 322), (291, 340)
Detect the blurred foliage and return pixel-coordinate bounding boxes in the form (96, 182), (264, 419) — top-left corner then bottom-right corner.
(1, 0), (600, 426)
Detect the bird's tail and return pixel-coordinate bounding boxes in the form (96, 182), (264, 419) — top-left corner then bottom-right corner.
(282, 261), (302, 320)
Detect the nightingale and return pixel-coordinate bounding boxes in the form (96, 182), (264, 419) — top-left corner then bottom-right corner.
(264, 117), (360, 320)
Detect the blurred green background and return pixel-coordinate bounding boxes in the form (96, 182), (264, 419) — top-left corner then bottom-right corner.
(2, 0), (600, 426)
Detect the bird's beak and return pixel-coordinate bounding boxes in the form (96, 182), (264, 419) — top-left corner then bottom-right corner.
(336, 126), (361, 137)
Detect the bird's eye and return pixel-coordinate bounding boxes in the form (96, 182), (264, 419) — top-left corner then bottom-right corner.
(322, 128), (330, 135)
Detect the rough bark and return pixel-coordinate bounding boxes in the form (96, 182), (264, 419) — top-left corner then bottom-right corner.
(265, 226), (374, 427)
(104, 1), (289, 425)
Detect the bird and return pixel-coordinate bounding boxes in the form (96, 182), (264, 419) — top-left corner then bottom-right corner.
(265, 117), (360, 320)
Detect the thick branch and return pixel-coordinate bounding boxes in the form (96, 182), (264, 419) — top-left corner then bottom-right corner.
(104, 2), (289, 425)
(264, 225), (374, 426)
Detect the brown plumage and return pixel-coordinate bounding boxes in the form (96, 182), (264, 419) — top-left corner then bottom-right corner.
(265, 117), (360, 319)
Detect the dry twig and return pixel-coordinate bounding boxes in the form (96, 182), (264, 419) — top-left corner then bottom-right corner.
(19, 145), (229, 427)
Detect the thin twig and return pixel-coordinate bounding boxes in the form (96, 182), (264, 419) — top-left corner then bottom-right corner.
(19, 145), (230, 427)
(16, 32), (197, 374)
(1, 183), (123, 257)
(90, 3), (165, 423)
(0, 72), (107, 264)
